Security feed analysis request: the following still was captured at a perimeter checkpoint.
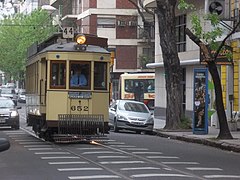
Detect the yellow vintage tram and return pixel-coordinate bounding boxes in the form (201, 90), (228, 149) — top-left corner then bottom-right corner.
(26, 33), (111, 142)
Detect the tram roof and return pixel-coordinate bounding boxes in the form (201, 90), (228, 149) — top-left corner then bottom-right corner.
(38, 42), (110, 54)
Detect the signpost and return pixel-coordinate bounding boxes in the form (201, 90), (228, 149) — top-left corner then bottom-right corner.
(63, 27), (74, 38)
(193, 68), (208, 134)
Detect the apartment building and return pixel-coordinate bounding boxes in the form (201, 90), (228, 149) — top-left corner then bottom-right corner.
(50, 0), (155, 100)
(144, 0), (240, 122)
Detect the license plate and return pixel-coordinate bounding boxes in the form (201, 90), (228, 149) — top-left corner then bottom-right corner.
(131, 121), (144, 125)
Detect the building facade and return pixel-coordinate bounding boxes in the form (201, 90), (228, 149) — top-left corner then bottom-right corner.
(49, 0), (155, 100)
(144, 0), (240, 123)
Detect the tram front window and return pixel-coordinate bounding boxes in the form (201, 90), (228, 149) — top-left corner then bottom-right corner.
(70, 61), (90, 89)
(50, 61), (66, 88)
(94, 62), (107, 90)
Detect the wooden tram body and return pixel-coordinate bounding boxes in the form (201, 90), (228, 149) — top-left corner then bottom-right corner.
(26, 33), (111, 141)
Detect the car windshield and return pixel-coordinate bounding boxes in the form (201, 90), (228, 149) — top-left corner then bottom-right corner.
(1, 88), (15, 94)
(119, 101), (149, 113)
(0, 99), (15, 108)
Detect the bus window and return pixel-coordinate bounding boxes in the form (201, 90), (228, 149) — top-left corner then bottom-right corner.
(147, 79), (155, 93)
(50, 61), (66, 88)
(94, 62), (107, 90)
(69, 61), (91, 89)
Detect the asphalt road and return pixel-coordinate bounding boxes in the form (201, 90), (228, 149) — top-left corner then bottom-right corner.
(0, 104), (240, 180)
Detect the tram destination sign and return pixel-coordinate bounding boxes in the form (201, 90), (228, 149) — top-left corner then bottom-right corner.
(200, 45), (233, 65)
(68, 92), (92, 99)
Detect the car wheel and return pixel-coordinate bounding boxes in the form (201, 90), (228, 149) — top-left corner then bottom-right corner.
(113, 119), (119, 132)
(13, 125), (19, 130)
(136, 130), (141, 134)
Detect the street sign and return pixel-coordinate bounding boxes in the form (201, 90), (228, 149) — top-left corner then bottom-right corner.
(63, 27), (74, 38)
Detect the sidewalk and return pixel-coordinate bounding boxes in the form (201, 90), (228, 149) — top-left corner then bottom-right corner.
(153, 118), (240, 153)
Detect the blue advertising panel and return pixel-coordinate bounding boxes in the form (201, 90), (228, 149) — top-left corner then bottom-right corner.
(193, 68), (208, 134)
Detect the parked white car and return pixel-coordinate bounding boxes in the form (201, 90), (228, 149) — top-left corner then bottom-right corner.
(109, 100), (154, 134)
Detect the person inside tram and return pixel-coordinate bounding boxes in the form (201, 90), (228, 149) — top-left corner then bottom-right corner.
(70, 68), (87, 87)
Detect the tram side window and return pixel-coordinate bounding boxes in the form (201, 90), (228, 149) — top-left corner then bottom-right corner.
(50, 61), (66, 88)
(94, 62), (107, 90)
(70, 61), (90, 89)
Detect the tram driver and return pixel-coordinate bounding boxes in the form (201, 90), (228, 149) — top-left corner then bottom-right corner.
(70, 67), (87, 87)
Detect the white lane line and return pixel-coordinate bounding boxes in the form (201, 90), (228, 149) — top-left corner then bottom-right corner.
(186, 167), (222, 171)
(204, 175), (240, 179)
(100, 161), (145, 165)
(41, 156), (80, 159)
(162, 162), (199, 165)
(147, 156), (179, 159)
(15, 139), (37, 142)
(24, 145), (53, 148)
(35, 152), (70, 155)
(68, 175), (121, 179)
(82, 151), (121, 155)
(58, 167), (103, 171)
(49, 161), (89, 165)
(121, 167), (160, 171)
(5, 132), (26, 135)
(77, 147), (103, 150)
(19, 142), (46, 145)
(105, 142), (125, 145)
(97, 156), (129, 159)
(28, 148), (54, 151)
(120, 148), (148, 151)
(131, 173), (192, 178)
(109, 145), (136, 148)
(132, 152), (162, 155)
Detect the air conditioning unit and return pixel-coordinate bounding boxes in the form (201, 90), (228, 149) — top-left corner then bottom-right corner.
(207, 0), (226, 19)
(117, 20), (126, 27)
(128, 21), (137, 27)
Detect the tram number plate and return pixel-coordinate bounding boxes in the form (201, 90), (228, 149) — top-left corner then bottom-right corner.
(71, 105), (88, 112)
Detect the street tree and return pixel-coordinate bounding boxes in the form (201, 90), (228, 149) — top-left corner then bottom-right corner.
(0, 9), (56, 82)
(179, 0), (235, 139)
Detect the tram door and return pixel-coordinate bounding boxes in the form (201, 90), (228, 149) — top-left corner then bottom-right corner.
(40, 58), (47, 105)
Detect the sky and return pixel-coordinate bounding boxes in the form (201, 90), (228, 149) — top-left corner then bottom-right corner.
(0, 1), (15, 20)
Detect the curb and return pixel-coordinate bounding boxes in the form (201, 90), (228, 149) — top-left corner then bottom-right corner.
(154, 131), (240, 153)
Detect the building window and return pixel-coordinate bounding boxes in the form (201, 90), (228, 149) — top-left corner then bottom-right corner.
(97, 18), (115, 28)
(50, 61), (66, 89)
(175, 14), (186, 52)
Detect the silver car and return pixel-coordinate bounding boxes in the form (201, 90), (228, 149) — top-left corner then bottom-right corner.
(109, 100), (154, 134)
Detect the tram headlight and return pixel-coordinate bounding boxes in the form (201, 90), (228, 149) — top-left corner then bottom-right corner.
(76, 34), (86, 44)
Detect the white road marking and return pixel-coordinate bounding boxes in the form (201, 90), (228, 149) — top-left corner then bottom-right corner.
(186, 167), (222, 171)
(28, 148), (54, 151)
(68, 175), (120, 179)
(100, 161), (145, 165)
(58, 167), (103, 171)
(147, 156), (179, 159)
(41, 156), (80, 159)
(120, 148), (148, 151)
(132, 152), (162, 154)
(15, 139), (37, 142)
(131, 173), (193, 178)
(49, 161), (89, 165)
(109, 145), (136, 148)
(82, 151), (121, 155)
(35, 152), (70, 155)
(121, 167), (160, 171)
(19, 142), (46, 145)
(5, 132), (26, 135)
(105, 142), (125, 145)
(77, 147), (103, 150)
(162, 162), (199, 165)
(204, 175), (240, 179)
(97, 156), (129, 159)
(24, 145), (53, 148)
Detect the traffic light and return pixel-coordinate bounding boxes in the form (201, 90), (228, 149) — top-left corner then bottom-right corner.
(208, 0), (225, 18)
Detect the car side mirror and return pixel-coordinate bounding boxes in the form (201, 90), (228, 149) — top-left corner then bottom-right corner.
(0, 138), (10, 152)
(151, 112), (154, 115)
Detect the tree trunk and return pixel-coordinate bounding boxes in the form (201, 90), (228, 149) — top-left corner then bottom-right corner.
(156, 0), (182, 129)
(186, 28), (233, 139)
(207, 61), (233, 139)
